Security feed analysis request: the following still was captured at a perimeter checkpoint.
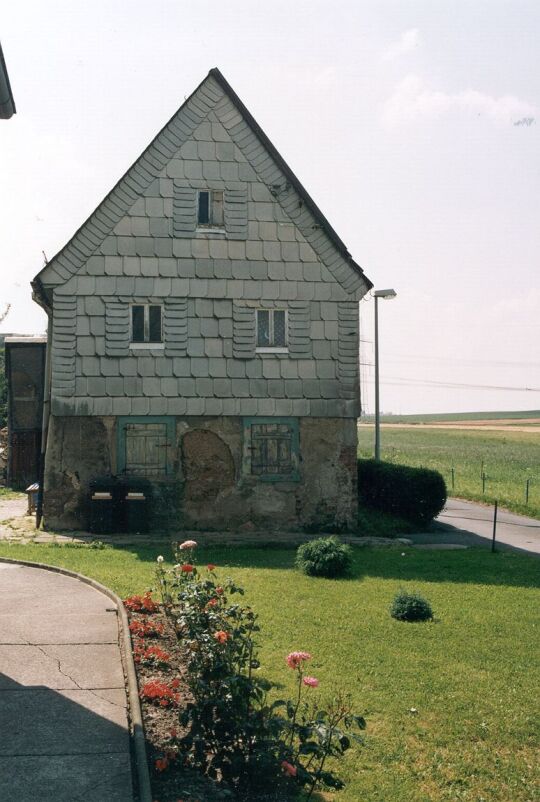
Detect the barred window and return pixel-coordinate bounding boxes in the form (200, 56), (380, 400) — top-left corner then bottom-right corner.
(131, 305), (162, 344)
(197, 190), (224, 227)
(256, 309), (287, 350)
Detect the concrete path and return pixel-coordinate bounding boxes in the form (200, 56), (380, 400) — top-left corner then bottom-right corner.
(0, 563), (134, 802)
(411, 498), (540, 556)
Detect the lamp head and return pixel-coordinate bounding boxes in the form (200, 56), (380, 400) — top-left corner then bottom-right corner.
(373, 288), (397, 299)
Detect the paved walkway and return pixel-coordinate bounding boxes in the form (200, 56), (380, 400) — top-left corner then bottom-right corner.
(0, 562), (134, 802)
(411, 498), (540, 556)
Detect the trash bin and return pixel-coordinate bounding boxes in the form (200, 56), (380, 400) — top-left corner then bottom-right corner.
(89, 476), (122, 534)
(124, 478), (151, 534)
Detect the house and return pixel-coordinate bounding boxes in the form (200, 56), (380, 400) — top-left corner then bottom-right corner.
(0, 41), (16, 119)
(31, 68), (372, 533)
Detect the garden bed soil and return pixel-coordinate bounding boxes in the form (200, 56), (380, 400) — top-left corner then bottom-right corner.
(128, 606), (300, 802)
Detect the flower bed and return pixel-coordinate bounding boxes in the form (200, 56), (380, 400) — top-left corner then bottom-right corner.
(126, 543), (365, 801)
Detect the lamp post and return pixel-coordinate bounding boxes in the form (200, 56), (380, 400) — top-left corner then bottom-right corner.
(374, 288), (397, 460)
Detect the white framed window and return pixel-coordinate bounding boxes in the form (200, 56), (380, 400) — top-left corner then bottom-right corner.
(197, 190), (224, 228)
(130, 304), (163, 347)
(256, 309), (288, 352)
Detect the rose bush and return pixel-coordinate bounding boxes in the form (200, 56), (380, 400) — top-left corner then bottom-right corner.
(154, 540), (366, 799)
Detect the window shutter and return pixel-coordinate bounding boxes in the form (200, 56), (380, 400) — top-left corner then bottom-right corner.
(233, 302), (256, 358)
(224, 186), (248, 239)
(338, 301), (359, 400)
(163, 298), (188, 356)
(173, 183), (197, 237)
(105, 301), (130, 357)
(52, 292), (76, 397)
(288, 302), (311, 358)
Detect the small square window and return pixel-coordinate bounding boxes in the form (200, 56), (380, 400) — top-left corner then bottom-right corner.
(197, 190), (224, 227)
(256, 309), (287, 350)
(130, 305), (162, 344)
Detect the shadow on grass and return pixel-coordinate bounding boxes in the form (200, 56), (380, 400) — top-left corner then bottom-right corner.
(94, 538), (540, 590)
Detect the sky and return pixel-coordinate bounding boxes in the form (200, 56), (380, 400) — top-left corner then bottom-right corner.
(1, 0), (539, 415)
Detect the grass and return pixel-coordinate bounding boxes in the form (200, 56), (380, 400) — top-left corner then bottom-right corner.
(363, 410), (540, 424)
(359, 425), (540, 519)
(0, 487), (25, 500)
(0, 539), (538, 801)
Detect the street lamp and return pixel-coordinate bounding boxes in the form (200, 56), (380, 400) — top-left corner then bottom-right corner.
(374, 288), (397, 460)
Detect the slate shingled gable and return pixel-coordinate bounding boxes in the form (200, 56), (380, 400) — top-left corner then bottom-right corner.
(32, 68), (371, 309)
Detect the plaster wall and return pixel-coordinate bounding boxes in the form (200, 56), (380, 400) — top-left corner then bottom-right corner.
(43, 414), (358, 532)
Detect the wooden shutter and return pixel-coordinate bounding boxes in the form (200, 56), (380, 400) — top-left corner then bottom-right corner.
(163, 298), (188, 356)
(224, 186), (248, 239)
(105, 302), (130, 357)
(173, 183), (197, 237)
(287, 301), (311, 358)
(338, 301), (359, 400)
(52, 292), (77, 397)
(232, 302), (256, 358)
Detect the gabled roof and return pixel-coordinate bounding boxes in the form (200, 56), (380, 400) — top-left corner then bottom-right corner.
(0, 42), (16, 119)
(33, 68), (371, 308)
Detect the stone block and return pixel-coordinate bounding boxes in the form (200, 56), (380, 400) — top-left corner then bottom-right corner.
(143, 377), (162, 396)
(85, 297), (105, 316)
(172, 358), (191, 376)
(167, 397), (188, 415)
(218, 319), (233, 340)
(119, 358), (138, 377)
(148, 397), (168, 415)
(123, 256), (140, 276)
(261, 359), (281, 379)
(124, 376), (142, 395)
(226, 360), (246, 378)
(231, 378), (250, 397)
(205, 338), (223, 357)
(161, 378), (178, 397)
(191, 358), (209, 377)
(179, 377), (196, 395)
(132, 397), (150, 414)
(105, 377), (123, 396)
(187, 338), (204, 357)
(208, 357), (227, 377)
(213, 378), (232, 397)
(140, 257), (159, 276)
(186, 397), (204, 414)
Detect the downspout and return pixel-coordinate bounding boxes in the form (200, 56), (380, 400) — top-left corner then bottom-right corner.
(36, 313), (52, 528)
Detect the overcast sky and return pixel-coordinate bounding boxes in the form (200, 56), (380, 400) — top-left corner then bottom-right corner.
(1, 0), (539, 414)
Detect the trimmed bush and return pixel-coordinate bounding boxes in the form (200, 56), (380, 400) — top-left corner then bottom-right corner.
(391, 590), (434, 622)
(358, 459), (447, 526)
(295, 536), (352, 578)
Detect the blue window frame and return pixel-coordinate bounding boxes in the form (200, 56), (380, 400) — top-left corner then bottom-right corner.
(242, 417), (300, 482)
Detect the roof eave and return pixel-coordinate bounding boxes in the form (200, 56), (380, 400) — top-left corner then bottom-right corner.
(0, 42), (16, 120)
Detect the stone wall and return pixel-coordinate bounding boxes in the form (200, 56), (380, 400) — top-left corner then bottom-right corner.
(43, 414), (357, 533)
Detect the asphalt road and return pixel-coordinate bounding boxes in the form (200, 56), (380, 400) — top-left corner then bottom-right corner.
(411, 498), (540, 556)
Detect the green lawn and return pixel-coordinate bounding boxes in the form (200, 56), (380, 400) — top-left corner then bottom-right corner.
(359, 425), (540, 519)
(0, 540), (538, 802)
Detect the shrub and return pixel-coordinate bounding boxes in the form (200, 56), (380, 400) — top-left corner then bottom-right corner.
(295, 536), (352, 578)
(390, 590), (434, 622)
(358, 459), (447, 526)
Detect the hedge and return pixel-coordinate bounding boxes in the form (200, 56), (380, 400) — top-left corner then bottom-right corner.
(357, 459), (447, 526)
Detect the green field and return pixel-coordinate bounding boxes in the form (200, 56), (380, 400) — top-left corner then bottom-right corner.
(363, 409), (540, 424)
(359, 424), (540, 519)
(0, 541), (538, 802)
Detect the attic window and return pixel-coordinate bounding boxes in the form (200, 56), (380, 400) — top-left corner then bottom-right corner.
(197, 190), (224, 227)
(256, 309), (288, 352)
(131, 305), (163, 345)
